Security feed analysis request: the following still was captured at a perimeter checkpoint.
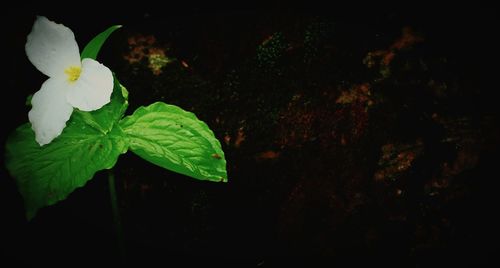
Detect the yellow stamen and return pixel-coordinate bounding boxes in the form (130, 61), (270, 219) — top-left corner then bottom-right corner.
(64, 66), (81, 82)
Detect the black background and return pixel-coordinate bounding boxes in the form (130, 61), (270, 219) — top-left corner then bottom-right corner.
(2, 3), (499, 267)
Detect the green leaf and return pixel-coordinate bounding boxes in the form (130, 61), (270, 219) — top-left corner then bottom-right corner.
(81, 25), (122, 60)
(120, 102), (227, 182)
(5, 77), (129, 220)
(73, 75), (129, 133)
(5, 118), (128, 220)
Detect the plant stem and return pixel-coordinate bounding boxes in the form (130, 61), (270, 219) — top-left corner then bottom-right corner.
(108, 169), (125, 262)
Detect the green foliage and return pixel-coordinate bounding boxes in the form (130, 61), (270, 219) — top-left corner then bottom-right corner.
(5, 111), (128, 220)
(5, 24), (227, 220)
(81, 25), (122, 60)
(120, 102), (227, 182)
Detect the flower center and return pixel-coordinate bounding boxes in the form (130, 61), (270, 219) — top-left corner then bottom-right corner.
(64, 66), (81, 82)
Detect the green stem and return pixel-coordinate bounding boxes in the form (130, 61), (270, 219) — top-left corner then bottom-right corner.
(108, 169), (125, 262)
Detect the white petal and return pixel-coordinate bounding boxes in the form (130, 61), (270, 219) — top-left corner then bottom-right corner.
(66, 58), (113, 111)
(25, 16), (81, 78)
(28, 78), (74, 146)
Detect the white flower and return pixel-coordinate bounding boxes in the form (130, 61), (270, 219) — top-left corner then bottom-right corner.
(26, 16), (113, 146)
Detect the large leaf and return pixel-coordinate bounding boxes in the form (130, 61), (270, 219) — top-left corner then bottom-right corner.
(120, 102), (227, 182)
(73, 75), (129, 133)
(5, 119), (128, 220)
(81, 25), (122, 60)
(5, 78), (129, 220)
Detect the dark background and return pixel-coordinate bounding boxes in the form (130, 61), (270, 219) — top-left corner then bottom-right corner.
(2, 4), (499, 266)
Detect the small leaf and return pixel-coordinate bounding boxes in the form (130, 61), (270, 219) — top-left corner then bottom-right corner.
(5, 120), (128, 220)
(81, 25), (122, 60)
(120, 102), (227, 182)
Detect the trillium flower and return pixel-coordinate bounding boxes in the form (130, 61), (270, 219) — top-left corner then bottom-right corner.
(26, 16), (113, 146)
